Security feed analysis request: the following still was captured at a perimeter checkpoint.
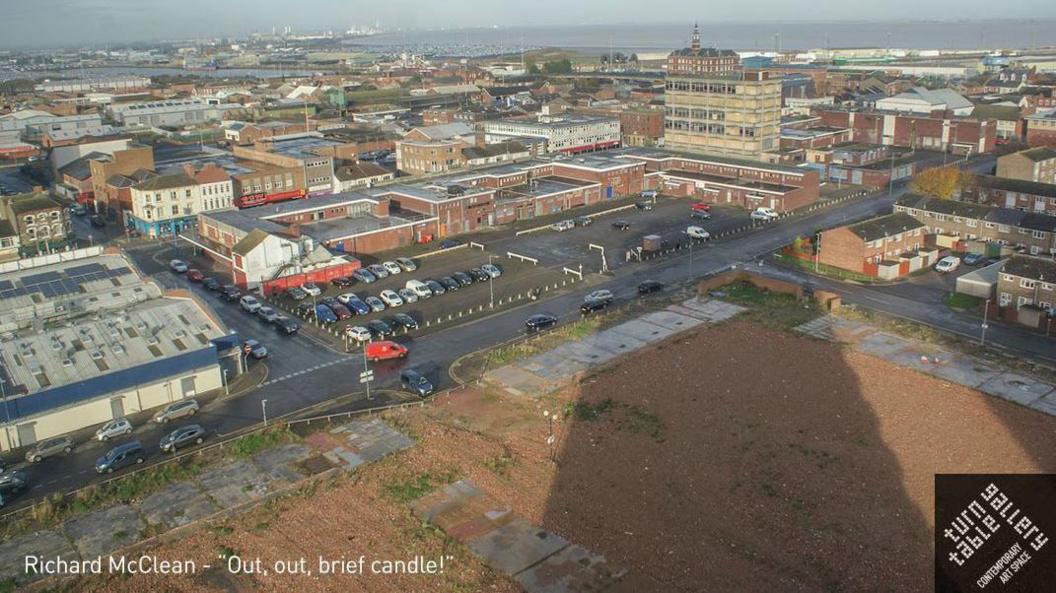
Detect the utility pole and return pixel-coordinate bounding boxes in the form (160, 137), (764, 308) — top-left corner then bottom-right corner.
(261, 399), (268, 426)
(980, 298), (991, 346)
(887, 151), (896, 197)
(362, 345), (372, 400)
(488, 254), (497, 308)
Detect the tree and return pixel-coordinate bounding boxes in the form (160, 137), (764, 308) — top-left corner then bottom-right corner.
(630, 53), (639, 63)
(910, 166), (971, 199)
(543, 59), (573, 75)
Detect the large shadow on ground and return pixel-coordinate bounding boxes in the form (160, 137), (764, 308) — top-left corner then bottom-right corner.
(542, 319), (942, 592)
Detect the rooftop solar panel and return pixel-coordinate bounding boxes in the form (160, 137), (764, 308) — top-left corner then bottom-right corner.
(22, 271), (61, 286)
(64, 263), (105, 276)
(0, 280), (12, 291)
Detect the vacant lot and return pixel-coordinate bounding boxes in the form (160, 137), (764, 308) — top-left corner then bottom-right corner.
(64, 320), (1056, 592)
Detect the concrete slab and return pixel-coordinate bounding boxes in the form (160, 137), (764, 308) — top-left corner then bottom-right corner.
(196, 459), (271, 509)
(678, 297), (746, 322)
(923, 355), (999, 388)
(410, 479), (485, 524)
(466, 517), (570, 576)
(587, 328), (649, 354)
(341, 418), (414, 463)
(0, 530), (77, 581)
(325, 448), (365, 470)
(485, 365), (551, 397)
(606, 319), (675, 343)
(856, 332), (914, 358)
(62, 504), (144, 558)
(515, 544), (624, 593)
(253, 443), (313, 483)
(138, 481), (219, 529)
(1029, 392), (1056, 416)
(549, 342), (615, 367)
(639, 310), (704, 332)
(977, 373), (1056, 407)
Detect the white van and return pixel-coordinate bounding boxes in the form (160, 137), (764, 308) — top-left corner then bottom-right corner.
(406, 279), (432, 299)
(686, 226), (710, 240)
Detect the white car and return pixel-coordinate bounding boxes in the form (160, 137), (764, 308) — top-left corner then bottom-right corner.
(379, 289), (404, 307)
(686, 226), (710, 241)
(481, 263), (502, 279)
(169, 259), (189, 273)
(550, 220), (575, 232)
(935, 256), (961, 273)
(750, 207), (779, 221)
(95, 418), (133, 441)
(337, 292), (360, 305)
(382, 261), (403, 275)
(239, 295), (261, 313)
(585, 289), (614, 302)
(301, 282), (321, 296)
(398, 288), (419, 303)
(345, 325), (372, 343)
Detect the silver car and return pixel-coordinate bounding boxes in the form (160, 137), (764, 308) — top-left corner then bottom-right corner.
(152, 399), (200, 424)
(95, 418), (133, 441)
(26, 436), (74, 463)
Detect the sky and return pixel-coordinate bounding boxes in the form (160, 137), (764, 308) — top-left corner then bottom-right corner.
(0, 0), (1054, 48)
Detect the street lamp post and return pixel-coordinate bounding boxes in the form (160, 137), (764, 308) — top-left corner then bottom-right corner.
(488, 254), (497, 309)
(362, 345), (372, 401)
(980, 298), (991, 346)
(261, 399), (268, 426)
(222, 369), (229, 396)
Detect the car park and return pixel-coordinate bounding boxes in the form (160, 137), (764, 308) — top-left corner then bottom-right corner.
(637, 280), (665, 295)
(550, 219), (575, 232)
(286, 286), (308, 300)
(585, 289), (614, 302)
(406, 279), (432, 298)
(365, 295), (386, 312)
(352, 268), (377, 284)
(439, 276), (460, 291)
(481, 263), (502, 278)
(274, 316), (301, 335)
(573, 216), (593, 227)
(296, 302), (316, 317)
(396, 257), (418, 272)
(330, 302), (353, 319)
(690, 209), (711, 220)
(346, 325), (373, 343)
(169, 259), (189, 273)
(400, 369), (434, 397)
(243, 339), (268, 359)
(95, 441), (146, 474)
(331, 276), (354, 288)
(962, 253), (986, 266)
(935, 256), (961, 273)
(379, 289), (404, 307)
(390, 313), (419, 331)
(95, 418), (133, 441)
(159, 424), (206, 453)
(612, 220), (631, 230)
(750, 207), (779, 221)
(382, 261), (403, 275)
(315, 304), (338, 324)
(202, 277), (221, 291)
(186, 269), (204, 282)
(453, 271), (474, 286)
(398, 288), (419, 303)
(221, 285), (242, 302)
(686, 226), (711, 241)
(580, 297), (612, 315)
(345, 297), (371, 315)
(470, 268), (490, 282)
(337, 292), (360, 305)
(367, 318), (394, 338)
(0, 470), (28, 507)
(239, 295), (261, 313)
(367, 264), (390, 279)
(153, 399), (199, 423)
(302, 282), (322, 296)
(424, 279), (446, 295)
(525, 313), (558, 332)
(256, 306), (280, 323)
(365, 340), (408, 361)
(26, 435), (74, 463)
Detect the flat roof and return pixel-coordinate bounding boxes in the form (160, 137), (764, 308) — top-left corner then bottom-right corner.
(614, 146), (809, 176)
(660, 168), (797, 194)
(260, 134), (343, 160)
(306, 212), (435, 243)
(496, 177), (599, 203)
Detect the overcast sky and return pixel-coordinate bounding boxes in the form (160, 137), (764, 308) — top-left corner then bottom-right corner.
(1, 0), (1055, 48)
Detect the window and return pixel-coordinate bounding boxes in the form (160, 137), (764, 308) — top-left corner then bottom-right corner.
(1021, 279), (1037, 289)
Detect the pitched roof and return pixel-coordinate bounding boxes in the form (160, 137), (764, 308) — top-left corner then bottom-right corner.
(975, 175), (1056, 199)
(843, 213), (925, 242)
(1017, 147), (1056, 162)
(334, 161), (391, 181)
(969, 104), (1022, 121)
(231, 228), (270, 256)
(464, 141), (527, 160)
(1002, 254), (1056, 281)
(134, 173), (196, 192)
(4, 192), (62, 214)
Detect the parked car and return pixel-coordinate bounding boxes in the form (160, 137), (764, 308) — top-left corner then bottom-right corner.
(365, 295), (386, 312)
(331, 276), (354, 288)
(638, 280), (665, 295)
(202, 277), (221, 291)
(330, 302), (353, 320)
(550, 219), (575, 232)
(95, 441), (146, 474)
(239, 295), (262, 313)
(470, 268), (490, 282)
(396, 257), (418, 272)
(345, 297), (371, 315)
(169, 259), (189, 273)
(690, 209), (712, 220)
(274, 316), (301, 335)
(367, 264), (390, 279)
(256, 306), (280, 323)
(580, 297), (612, 315)
(221, 285), (242, 302)
(750, 207), (779, 221)
(301, 282), (322, 296)
(525, 313), (558, 333)
(153, 399), (199, 424)
(935, 256), (961, 273)
(315, 304), (338, 324)
(382, 261), (403, 275)
(159, 424), (206, 453)
(690, 201), (711, 212)
(379, 289), (404, 307)
(390, 313), (419, 331)
(345, 325), (373, 343)
(337, 292), (359, 305)
(686, 226), (711, 241)
(573, 216), (593, 227)
(95, 418), (133, 441)
(90, 215), (106, 228)
(611, 220), (631, 230)
(424, 279), (446, 296)
(439, 276), (461, 291)
(71, 203), (89, 216)
(25, 435), (74, 463)
(286, 286), (308, 301)
(453, 271), (474, 286)
(296, 301), (316, 317)
(364, 340), (408, 362)
(641, 189), (658, 199)
(634, 201), (653, 211)
(367, 318), (394, 338)
(962, 253), (986, 266)
(440, 238), (463, 249)
(405, 279), (433, 299)
(585, 289), (614, 302)
(398, 288), (419, 303)
(243, 339), (268, 359)
(481, 263), (502, 278)
(400, 369), (434, 397)
(352, 268), (377, 284)
(186, 269), (204, 282)
(0, 470), (28, 507)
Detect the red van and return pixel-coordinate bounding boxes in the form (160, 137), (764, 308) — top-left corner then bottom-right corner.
(365, 341), (408, 362)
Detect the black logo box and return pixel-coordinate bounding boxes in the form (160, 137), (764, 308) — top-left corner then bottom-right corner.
(935, 474), (1055, 593)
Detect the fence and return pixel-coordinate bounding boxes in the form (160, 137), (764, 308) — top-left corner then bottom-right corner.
(507, 251), (539, 265)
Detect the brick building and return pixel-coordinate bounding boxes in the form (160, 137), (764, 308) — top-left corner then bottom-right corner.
(817, 212), (930, 278)
(88, 145), (156, 219)
(1026, 111), (1056, 147)
(996, 255), (1056, 328)
(618, 109), (665, 147)
(816, 109), (997, 154)
(996, 147), (1056, 184)
(968, 175), (1056, 215)
(666, 24), (739, 76)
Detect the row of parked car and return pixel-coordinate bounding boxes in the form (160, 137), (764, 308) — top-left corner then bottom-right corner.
(283, 257), (420, 301)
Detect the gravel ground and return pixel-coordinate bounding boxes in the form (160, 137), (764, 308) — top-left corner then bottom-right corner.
(60, 320), (1056, 593)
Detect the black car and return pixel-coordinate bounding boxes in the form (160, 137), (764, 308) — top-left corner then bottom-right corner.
(525, 313), (558, 332)
(611, 220), (631, 230)
(202, 277), (221, 291)
(440, 238), (463, 249)
(634, 201), (653, 211)
(367, 319), (394, 338)
(453, 271), (474, 286)
(424, 279), (446, 295)
(159, 424), (206, 453)
(221, 285), (241, 302)
(0, 470), (28, 507)
(274, 316), (301, 335)
(690, 210), (711, 220)
(580, 297), (612, 315)
(470, 268), (490, 282)
(439, 276), (460, 291)
(295, 302), (316, 317)
(400, 369), (434, 397)
(573, 216), (593, 227)
(637, 280), (665, 295)
(390, 313), (420, 331)
(331, 276), (354, 288)
(90, 215), (107, 228)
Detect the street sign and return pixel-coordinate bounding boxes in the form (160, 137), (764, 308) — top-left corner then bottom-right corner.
(359, 370), (374, 383)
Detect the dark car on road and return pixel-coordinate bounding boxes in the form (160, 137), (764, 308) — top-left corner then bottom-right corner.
(634, 201), (653, 211)
(637, 280), (665, 295)
(962, 253), (986, 266)
(390, 313), (419, 331)
(367, 318), (394, 338)
(221, 285), (241, 302)
(90, 215), (106, 228)
(440, 238), (463, 249)
(439, 276), (460, 291)
(159, 424), (206, 453)
(95, 441), (146, 474)
(453, 271), (474, 286)
(573, 216), (593, 227)
(243, 339), (268, 359)
(525, 313), (558, 333)
(424, 279), (446, 296)
(274, 316), (301, 335)
(690, 209), (711, 220)
(580, 297), (613, 315)
(400, 369), (435, 397)
(0, 470), (28, 507)
(202, 277), (221, 291)
(611, 220), (631, 230)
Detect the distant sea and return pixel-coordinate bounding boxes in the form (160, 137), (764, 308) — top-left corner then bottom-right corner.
(0, 66), (317, 82)
(350, 20), (1056, 54)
